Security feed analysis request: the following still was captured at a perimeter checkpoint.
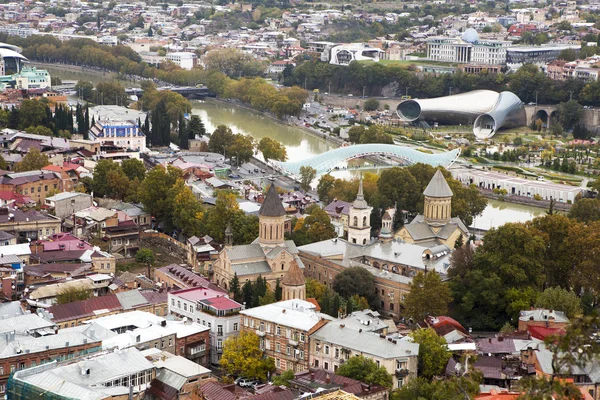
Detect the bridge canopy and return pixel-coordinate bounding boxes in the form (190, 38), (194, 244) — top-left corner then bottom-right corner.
(272, 143), (461, 177)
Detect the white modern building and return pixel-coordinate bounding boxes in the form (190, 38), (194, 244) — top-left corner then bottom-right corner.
(426, 29), (512, 65)
(88, 120), (146, 152)
(506, 44), (581, 71)
(328, 43), (385, 65)
(168, 287), (244, 365)
(166, 52), (197, 70)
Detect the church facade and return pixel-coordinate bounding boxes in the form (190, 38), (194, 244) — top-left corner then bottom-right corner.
(211, 185), (306, 298)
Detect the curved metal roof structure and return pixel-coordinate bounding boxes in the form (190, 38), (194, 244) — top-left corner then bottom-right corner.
(396, 90), (526, 140)
(272, 144), (461, 177)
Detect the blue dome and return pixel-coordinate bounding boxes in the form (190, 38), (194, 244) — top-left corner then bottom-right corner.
(462, 28), (479, 43)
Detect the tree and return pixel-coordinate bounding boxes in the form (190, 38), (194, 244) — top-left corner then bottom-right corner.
(317, 174), (336, 205)
(220, 331), (275, 381)
(138, 165), (183, 228)
(121, 158), (146, 182)
(557, 100), (583, 130)
(377, 167), (420, 209)
(136, 248), (155, 278)
(150, 99), (171, 146)
(208, 125), (234, 155)
(410, 328), (452, 379)
(75, 80), (94, 101)
(92, 159), (119, 198)
(348, 125), (365, 144)
(187, 115), (206, 139)
(558, 48), (577, 62)
(363, 98), (380, 111)
(257, 137), (287, 161)
(272, 370), (295, 387)
(391, 375), (481, 400)
(403, 272), (452, 322)
(292, 206), (337, 246)
(18, 99), (49, 129)
(259, 289), (276, 306)
(0, 155), (7, 170)
(535, 287), (582, 319)
(333, 267), (376, 307)
(568, 198), (600, 223)
(228, 134), (255, 165)
(336, 355), (393, 388)
(95, 81), (127, 106)
(172, 179), (204, 237)
(230, 273), (242, 303)
(14, 149), (49, 172)
(179, 113), (188, 150)
(274, 278), (282, 301)
(306, 278), (327, 302)
(56, 286), (90, 304)
(203, 48), (266, 78)
(299, 166), (316, 192)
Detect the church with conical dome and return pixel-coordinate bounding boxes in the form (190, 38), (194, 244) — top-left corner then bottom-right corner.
(212, 184), (305, 293)
(297, 170), (464, 319)
(395, 170), (469, 248)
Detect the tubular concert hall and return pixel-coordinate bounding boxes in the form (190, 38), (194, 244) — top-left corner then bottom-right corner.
(396, 90), (526, 140)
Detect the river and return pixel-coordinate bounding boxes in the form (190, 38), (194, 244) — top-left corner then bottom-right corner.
(47, 65), (546, 229)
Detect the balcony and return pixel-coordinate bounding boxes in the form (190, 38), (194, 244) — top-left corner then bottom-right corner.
(256, 329), (266, 337)
(289, 339), (298, 346)
(395, 369), (410, 378)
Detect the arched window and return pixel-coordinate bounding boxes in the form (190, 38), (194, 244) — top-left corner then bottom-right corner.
(292, 290), (296, 299)
(373, 262), (380, 269)
(281, 263), (285, 271)
(276, 225), (279, 239)
(392, 266), (398, 273)
(270, 225), (273, 240)
(363, 238), (367, 245)
(382, 264), (389, 271)
(363, 216), (367, 227)
(353, 216), (358, 226)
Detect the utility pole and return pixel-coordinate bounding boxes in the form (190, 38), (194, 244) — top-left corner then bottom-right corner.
(362, 86), (366, 98)
(449, 86), (453, 96)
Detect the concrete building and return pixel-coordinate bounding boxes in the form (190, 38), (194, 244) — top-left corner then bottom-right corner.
(517, 309), (569, 332)
(426, 29), (511, 65)
(506, 44), (581, 71)
(28, 274), (112, 306)
(0, 206), (61, 241)
(86, 310), (211, 366)
(309, 312), (419, 389)
(8, 347), (154, 399)
(44, 192), (93, 219)
(328, 43), (385, 65)
(451, 167), (584, 203)
(168, 287), (244, 365)
(166, 52), (197, 70)
(88, 119), (146, 152)
(0, 170), (61, 203)
(240, 299), (333, 373)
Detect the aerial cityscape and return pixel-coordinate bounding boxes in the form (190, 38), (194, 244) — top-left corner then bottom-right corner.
(0, 0), (598, 399)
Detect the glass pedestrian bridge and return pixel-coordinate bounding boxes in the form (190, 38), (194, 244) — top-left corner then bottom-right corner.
(272, 143), (461, 177)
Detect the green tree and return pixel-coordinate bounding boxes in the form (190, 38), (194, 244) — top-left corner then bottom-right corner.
(347, 125), (365, 144)
(228, 134), (255, 165)
(317, 174), (336, 205)
(179, 113), (188, 150)
(259, 289), (277, 306)
(299, 166), (316, 192)
(336, 355), (393, 388)
(230, 273), (242, 303)
(150, 99), (171, 146)
(220, 331), (276, 381)
(75, 80), (94, 101)
(187, 115), (206, 139)
(377, 167), (420, 209)
(332, 267), (376, 307)
(257, 137), (287, 161)
(208, 125), (234, 155)
(557, 100), (583, 130)
(292, 205), (337, 246)
(568, 198), (600, 223)
(363, 98), (380, 111)
(272, 370), (295, 387)
(14, 149), (49, 172)
(92, 159), (119, 198)
(18, 99), (49, 129)
(535, 287), (582, 319)
(390, 374), (481, 400)
(138, 165), (183, 228)
(95, 81), (127, 105)
(121, 158), (146, 182)
(55, 286), (90, 304)
(172, 179), (204, 237)
(410, 328), (452, 379)
(0, 155), (7, 170)
(403, 272), (453, 322)
(306, 278), (327, 302)
(136, 247), (155, 278)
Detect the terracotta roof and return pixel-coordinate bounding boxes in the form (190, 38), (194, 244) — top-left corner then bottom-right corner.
(306, 297), (321, 311)
(281, 260), (305, 286)
(259, 184), (285, 217)
(527, 325), (566, 341)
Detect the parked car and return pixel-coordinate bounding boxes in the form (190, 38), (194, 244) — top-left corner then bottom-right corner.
(238, 378), (256, 387)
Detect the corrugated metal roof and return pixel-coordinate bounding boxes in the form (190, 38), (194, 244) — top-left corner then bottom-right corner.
(49, 294), (122, 323)
(231, 260), (272, 276)
(226, 244), (265, 260)
(116, 289), (148, 310)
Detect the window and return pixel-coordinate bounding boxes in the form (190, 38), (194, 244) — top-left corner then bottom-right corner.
(286, 346), (291, 355)
(184, 303), (188, 311)
(335, 348), (339, 359)
(276, 342), (281, 353)
(169, 338), (173, 346)
(161, 340), (165, 348)
(217, 339), (223, 350)
(171, 299), (175, 306)
(314, 359), (319, 368)
(233, 323), (238, 331)
(177, 301), (181, 309)
(390, 303), (394, 311)
(217, 325), (223, 336)
(276, 358), (280, 369)
(276, 326), (281, 335)
(376, 360), (380, 367)
(300, 333), (305, 342)
(324, 362), (329, 370)
(325, 345), (330, 355)
(259, 322), (265, 332)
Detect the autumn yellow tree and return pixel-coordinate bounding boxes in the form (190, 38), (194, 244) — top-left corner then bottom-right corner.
(220, 331), (275, 381)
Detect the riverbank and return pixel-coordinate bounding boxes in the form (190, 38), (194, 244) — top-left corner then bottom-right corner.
(209, 97), (346, 148)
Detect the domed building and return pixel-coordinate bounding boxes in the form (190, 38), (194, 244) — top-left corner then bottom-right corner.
(395, 170), (469, 248)
(462, 28), (480, 43)
(281, 260), (305, 301)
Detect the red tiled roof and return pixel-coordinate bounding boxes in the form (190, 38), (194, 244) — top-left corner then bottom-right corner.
(200, 382), (236, 400)
(527, 325), (566, 341)
(200, 296), (242, 311)
(48, 294), (122, 323)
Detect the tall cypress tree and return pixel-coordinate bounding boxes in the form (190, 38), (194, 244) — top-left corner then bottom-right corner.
(179, 113), (188, 150)
(84, 105), (90, 139)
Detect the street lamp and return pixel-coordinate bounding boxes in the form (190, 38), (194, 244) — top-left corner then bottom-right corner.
(449, 86), (453, 96)
(362, 86), (366, 98)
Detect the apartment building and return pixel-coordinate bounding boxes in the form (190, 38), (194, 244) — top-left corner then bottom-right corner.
(168, 287), (243, 365)
(240, 299), (333, 373)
